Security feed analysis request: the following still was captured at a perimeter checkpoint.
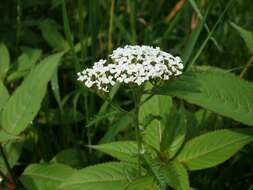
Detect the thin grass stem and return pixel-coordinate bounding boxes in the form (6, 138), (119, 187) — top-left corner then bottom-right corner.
(108, 0), (115, 53)
(240, 55), (253, 78)
(78, 0), (85, 61)
(61, 0), (80, 72)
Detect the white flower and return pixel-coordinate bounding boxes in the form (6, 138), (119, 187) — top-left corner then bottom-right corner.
(85, 80), (94, 88)
(77, 45), (184, 92)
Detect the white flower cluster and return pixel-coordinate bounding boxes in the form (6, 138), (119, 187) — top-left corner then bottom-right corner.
(77, 45), (184, 92)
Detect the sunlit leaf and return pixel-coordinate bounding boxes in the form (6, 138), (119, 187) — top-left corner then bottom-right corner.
(0, 81), (9, 111)
(163, 161), (190, 190)
(161, 105), (187, 158)
(0, 139), (23, 174)
(0, 53), (63, 136)
(0, 43), (10, 80)
(90, 141), (137, 163)
(176, 129), (253, 170)
(155, 67), (253, 126)
(125, 176), (159, 190)
(51, 148), (87, 168)
(141, 83), (172, 151)
(21, 163), (75, 190)
(58, 162), (137, 190)
(231, 22), (253, 54)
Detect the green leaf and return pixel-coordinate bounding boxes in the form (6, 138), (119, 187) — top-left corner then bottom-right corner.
(21, 163), (75, 190)
(0, 53), (63, 136)
(143, 155), (166, 189)
(58, 162), (137, 190)
(185, 110), (199, 140)
(0, 130), (19, 142)
(163, 161), (190, 190)
(39, 20), (69, 51)
(176, 129), (253, 171)
(90, 141), (138, 163)
(51, 71), (63, 112)
(99, 114), (132, 144)
(154, 67), (253, 126)
(0, 139), (23, 174)
(141, 83), (172, 150)
(161, 105), (187, 159)
(231, 22), (253, 54)
(0, 81), (9, 111)
(51, 148), (87, 168)
(18, 53), (31, 70)
(23, 48), (42, 66)
(6, 70), (30, 83)
(182, 2), (209, 65)
(7, 48), (42, 82)
(0, 43), (10, 80)
(125, 176), (159, 190)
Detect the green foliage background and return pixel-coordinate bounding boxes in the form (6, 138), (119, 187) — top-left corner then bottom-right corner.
(0, 0), (253, 189)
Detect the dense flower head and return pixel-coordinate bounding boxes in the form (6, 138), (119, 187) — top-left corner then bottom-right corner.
(77, 45), (184, 92)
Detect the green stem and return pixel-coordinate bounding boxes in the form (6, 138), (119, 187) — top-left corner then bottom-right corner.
(98, 94), (130, 115)
(133, 91), (142, 176)
(61, 0), (80, 72)
(185, 0), (234, 70)
(140, 94), (154, 106)
(108, 0), (115, 53)
(240, 55), (253, 78)
(88, 0), (98, 62)
(16, 0), (21, 53)
(77, 0), (85, 61)
(127, 0), (137, 44)
(0, 144), (17, 187)
(84, 94), (92, 155)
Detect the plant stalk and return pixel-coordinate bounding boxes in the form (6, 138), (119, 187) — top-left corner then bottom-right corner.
(108, 0), (115, 53)
(240, 55), (253, 78)
(61, 0), (80, 73)
(84, 94), (92, 156)
(77, 0), (85, 61)
(133, 91), (142, 176)
(0, 144), (17, 188)
(16, 0), (21, 54)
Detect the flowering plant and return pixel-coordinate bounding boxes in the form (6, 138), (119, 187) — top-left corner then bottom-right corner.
(77, 45), (184, 92)
(77, 45), (184, 176)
